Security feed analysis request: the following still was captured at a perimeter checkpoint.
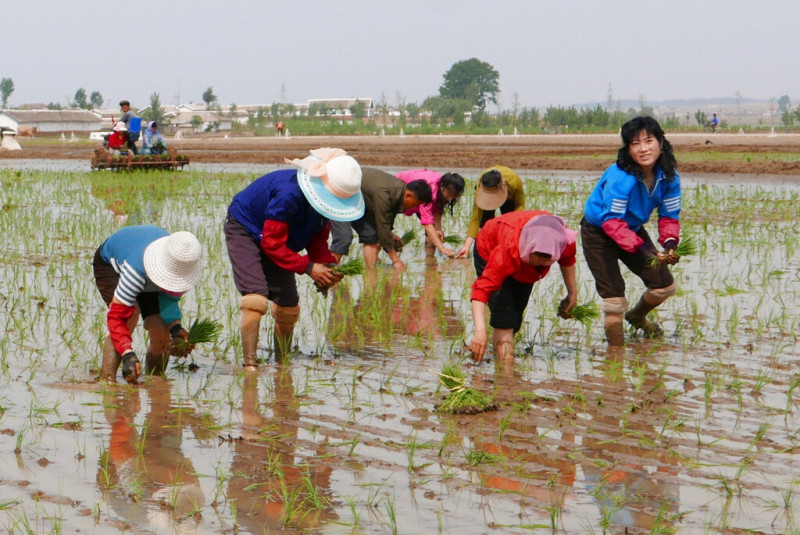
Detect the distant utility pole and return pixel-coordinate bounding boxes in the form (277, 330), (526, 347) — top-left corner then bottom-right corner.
(606, 83), (613, 111)
(280, 83), (287, 104)
(735, 91), (742, 125)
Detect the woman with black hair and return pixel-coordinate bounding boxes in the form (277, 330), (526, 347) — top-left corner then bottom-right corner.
(395, 169), (465, 257)
(581, 116), (682, 346)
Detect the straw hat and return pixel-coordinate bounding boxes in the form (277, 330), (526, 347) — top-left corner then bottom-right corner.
(143, 231), (203, 293)
(287, 148), (365, 222)
(475, 169), (508, 211)
(113, 121), (128, 132)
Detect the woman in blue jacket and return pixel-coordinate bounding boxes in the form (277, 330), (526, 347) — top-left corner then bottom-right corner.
(581, 116), (681, 346)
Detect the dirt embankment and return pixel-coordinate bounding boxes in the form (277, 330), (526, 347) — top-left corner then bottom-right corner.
(3, 132), (800, 175)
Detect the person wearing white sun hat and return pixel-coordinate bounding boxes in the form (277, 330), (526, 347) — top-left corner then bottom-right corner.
(225, 148), (364, 370)
(93, 226), (204, 383)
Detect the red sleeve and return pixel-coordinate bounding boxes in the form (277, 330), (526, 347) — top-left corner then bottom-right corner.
(557, 240), (577, 267)
(601, 218), (644, 254)
(260, 220), (310, 274)
(108, 302), (136, 355)
(657, 217), (680, 247)
(306, 223), (337, 265)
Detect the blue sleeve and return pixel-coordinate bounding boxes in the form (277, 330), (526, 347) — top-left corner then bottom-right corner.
(657, 175), (681, 219)
(598, 171), (637, 224)
(158, 293), (182, 326)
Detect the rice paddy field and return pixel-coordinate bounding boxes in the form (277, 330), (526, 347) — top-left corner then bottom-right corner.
(0, 163), (799, 534)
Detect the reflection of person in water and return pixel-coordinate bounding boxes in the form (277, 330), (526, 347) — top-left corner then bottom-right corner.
(328, 259), (464, 352)
(577, 358), (680, 531)
(226, 367), (335, 532)
(97, 377), (212, 530)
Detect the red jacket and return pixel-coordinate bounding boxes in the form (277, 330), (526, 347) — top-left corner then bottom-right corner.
(108, 131), (128, 150)
(471, 210), (576, 303)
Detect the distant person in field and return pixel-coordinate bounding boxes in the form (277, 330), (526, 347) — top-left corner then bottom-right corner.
(224, 148), (363, 369)
(456, 165), (526, 258)
(394, 169), (465, 258)
(581, 116), (681, 347)
(276, 121), (285, 136)
(468, 211), (577, 365)
(329, 167), (432, 270)
(142, 121), (167, 155)
(709, 113), (719, 133)
(106, 122), (133, 167)
(118, 100), (141, 155)
(94, 226), (204, 383)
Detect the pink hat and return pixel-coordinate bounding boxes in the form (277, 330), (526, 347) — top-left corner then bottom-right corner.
(518, 214), (576, 265)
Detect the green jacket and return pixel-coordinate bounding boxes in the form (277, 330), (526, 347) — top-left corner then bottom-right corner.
(361, 167), (407, 252)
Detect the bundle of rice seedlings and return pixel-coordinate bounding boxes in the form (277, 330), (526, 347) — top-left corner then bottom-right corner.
(649, 235), (698, 266)
(171, 318), (222, 357)
(442, 234), (461, 245)
(332, 257), (365, 276)
(431, 364), (496, 415)
(400, 228), (417, 245)
(567, 302), (600, 326)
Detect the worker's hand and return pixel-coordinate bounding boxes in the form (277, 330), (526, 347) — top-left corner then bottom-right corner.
(455, 245), (470, 259)
(121, 351), (141, 384)
(664, 249), (680, 265)
(169, 324), (193, 357)
(557, 297), (576, 319)
(392, 234), (405, 253)
(439, 245), (455, 258)
(469, 330), (488, 362)
(309, 262), (341, 288)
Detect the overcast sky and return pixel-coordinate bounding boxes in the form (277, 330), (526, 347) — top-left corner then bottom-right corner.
(3, 1), (798, 110)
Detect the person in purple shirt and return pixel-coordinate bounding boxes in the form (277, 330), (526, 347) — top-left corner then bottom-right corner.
(395, 169), (465, 257)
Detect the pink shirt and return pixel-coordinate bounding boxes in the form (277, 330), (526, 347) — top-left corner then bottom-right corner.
(395, 169), (442, 226)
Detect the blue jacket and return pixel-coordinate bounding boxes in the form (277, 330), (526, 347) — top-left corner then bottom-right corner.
(227, 169), (328, 252)
(99, 225), (181, 325)
(583, 163), (681, 231)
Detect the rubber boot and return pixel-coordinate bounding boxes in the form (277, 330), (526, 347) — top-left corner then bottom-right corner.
(241, 294), (269, 370)
(101, 336), (122, 383)
(624, 283), (676, 339)
(601, 297), (628, 347)
(272, 303), (300, 362)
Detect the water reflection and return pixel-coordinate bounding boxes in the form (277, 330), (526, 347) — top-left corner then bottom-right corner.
(328, 258), (464, 355)
(226, 368), (335, 532)
(97, 378), (212, 532)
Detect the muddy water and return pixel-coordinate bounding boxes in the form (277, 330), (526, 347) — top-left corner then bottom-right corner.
(0, 166), (799, 533)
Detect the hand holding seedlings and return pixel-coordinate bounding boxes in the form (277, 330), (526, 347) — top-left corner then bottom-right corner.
(308, 262), (343, 288)
(169, 323), (193, 357)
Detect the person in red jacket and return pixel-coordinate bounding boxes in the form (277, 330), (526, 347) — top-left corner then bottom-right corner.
(469, 211), (577, 364)
(106, 122), (133, 167)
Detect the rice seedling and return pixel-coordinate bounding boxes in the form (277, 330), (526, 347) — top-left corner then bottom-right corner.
(564, 301), (600, 326)
(332, 256), (366, 276)
(649, 235), (699, 265)
(430, 363), (495, 414)
(442, 234), (461, 245)
(400, 228), (417, 245)
(171, 318), (223, 357)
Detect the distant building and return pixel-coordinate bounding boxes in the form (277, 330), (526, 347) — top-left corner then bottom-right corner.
(0, 109), (102, 133)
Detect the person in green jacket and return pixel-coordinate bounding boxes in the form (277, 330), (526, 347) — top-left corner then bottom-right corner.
(456, 166), (526, 258)
(330, 167), (432, 269)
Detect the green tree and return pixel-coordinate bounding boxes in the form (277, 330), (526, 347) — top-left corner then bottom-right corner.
(423, 96), (472, 126)
(141, 92), (165, 124)
(202, 86), (218, 109)
(439, 58), (500, 111)
(89, 91), (104, 110)
(694, 110), (708, 127)
(778, 95), (791, 114)
(350, 99), (366, 121)
(73, 88), (88, 109)
(405, 102), (420, 121)
(0, 77), (14, 108)
(191, 114), (203, 131)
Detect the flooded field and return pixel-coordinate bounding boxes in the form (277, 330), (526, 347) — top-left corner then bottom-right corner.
(0, 166), (799, 534)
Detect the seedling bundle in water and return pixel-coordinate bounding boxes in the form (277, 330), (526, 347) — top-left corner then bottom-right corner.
(400, 229), (417, 245)
(649, 235), (698, 266)
(566, 302), (600, 326)
(332, 257), (365, 276)
(431, 363), (496, 415)
(171, 318), (223, 357)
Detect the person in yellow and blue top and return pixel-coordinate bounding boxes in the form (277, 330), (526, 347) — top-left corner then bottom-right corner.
(581, 116), (681, 346)
(456, 165), (526, 258)
(93, 226), (204, 383)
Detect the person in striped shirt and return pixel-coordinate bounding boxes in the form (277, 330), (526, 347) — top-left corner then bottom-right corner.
(581, 116), (682, 346)
(93, 226), (203, 383)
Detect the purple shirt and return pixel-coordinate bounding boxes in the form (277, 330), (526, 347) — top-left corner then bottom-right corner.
(395, 169), (442, 226)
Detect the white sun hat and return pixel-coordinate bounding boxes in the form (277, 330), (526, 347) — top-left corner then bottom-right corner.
(143, 231), (203, 293)
(286, 148), (365, 222)
(113, 121), (128, 132)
